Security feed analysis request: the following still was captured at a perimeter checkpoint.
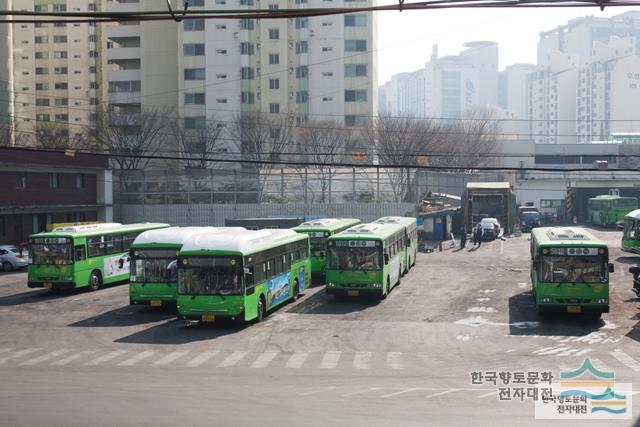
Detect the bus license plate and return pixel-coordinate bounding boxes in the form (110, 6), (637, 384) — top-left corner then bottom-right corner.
(150, 300), (162, 307)
(567, 306), (581, 313)
(43, 283), (52, 289)
(347, 290), (359, 297)
(201, 315), (215, 322)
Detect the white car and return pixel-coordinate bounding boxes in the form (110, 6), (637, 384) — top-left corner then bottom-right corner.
(479, 218), (501, 240)
(0, 245), (29, 272)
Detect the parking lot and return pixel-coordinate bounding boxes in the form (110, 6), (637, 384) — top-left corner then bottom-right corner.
(0, 227), (639, 426)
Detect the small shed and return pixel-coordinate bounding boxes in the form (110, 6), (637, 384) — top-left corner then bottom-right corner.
(418, 207), (459, 242)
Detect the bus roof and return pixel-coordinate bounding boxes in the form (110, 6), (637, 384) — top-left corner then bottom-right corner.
(293, 218), (360, 232)
(29, 222), (170, 239)
(330, 222), (404, 240)
(131, 226), (241, 247)
(531, 227), (606, 247)
(179, 228), (307, 255)
(625, 209), (640, 220)
(373, 216), (417, 228)
(589, 195), (637, 200)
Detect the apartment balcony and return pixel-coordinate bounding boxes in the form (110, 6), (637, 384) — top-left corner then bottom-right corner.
(107, 24), (140, 39)
(108, 69), (141, 82)
(109, 91), (142, 104)
(107, 47), (141, 61)
(107, 2), (140, 13)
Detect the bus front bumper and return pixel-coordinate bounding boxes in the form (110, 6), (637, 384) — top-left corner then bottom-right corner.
(326, 283), (384, 297)
(537, 303), (609, 314)
(28, 281), (75, 290)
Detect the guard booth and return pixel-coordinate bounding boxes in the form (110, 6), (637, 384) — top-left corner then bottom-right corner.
(463, 182), (515, 234)
(566, 180), (640, 223)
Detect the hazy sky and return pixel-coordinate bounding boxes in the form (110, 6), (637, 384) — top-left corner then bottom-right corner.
(376, 4), (639, 85)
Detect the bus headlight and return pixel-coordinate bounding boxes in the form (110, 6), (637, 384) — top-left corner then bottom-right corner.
(327, 283), (336, 287)
(541, 297), (552, 303)
(596, 298), (608, 304)
(371, 283), (382, 288)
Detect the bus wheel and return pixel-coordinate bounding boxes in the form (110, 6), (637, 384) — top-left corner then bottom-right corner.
(2, 262), (13, 272)
(256, 296), (265, 322)
(292, 279), (300, 301)
(88, 271), (102, 292)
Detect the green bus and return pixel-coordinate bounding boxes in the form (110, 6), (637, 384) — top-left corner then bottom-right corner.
(129, 226), (227, 307)
(373, 216), (418, 274)
(292, 218), (361, 281)
(622, 209), (640, 254)
(325, 222), (406, 299)
(587, 195), (638, 227)
(177, 228), (311, 323)
(28, 222), (170, 292)
(530, 227), (613, 317)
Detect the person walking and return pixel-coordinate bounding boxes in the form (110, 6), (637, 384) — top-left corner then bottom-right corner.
(476, 224), (484, 247)
(460, 227), (467, 249)
(474, 224), (483, 248)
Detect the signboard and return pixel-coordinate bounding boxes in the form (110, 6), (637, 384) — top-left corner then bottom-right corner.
(549, 247), (600, 256)
(335, 240), (376, 248)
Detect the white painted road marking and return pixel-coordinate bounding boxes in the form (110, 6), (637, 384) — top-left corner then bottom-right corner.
(386, 352), (403, 370)
(152, 351), (189, 367)
(353, 352), (372, 369)
(251, 351), (279, 369)
(51, 350), (97, 366)
(382, 388), (418, 398)
(341, 387), (381, 397)
(426, 389), (458, 399)
(184, 351), (218, 368)
(320, 351), (341, 369)
(285, 352), (309, 369)
(298, 386), (337, 397)
(21, 349), (71, 366)
(117, 350), (156, 367)
(217, 351), (248, 368)
(610, 350), (640, 372)
(0, 348), (40, 365)
(0, 348), (14, 355)
(84, 350), (128, 366)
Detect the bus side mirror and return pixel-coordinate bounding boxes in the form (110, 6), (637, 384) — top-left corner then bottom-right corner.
(609, 263), (615, 273)
(384, 254), (389, 265)
(167, 260), (177, 271)
(630, 266), (640, 275)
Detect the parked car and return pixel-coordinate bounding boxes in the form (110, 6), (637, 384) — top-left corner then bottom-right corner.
(479, 218), (501, 240)
(0, 245), (29, 272)
(630, 266), (640, 297)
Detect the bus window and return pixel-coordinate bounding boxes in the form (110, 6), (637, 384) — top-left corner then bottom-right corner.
(75, 245), (86, 262)
(87, 236), (105, 257)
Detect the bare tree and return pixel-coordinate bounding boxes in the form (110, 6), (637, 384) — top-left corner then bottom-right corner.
(231, 112), (293, 202)
(297, 120), (350, 203)
(0, 116), (15, 147)
(33, 122), (75, 149)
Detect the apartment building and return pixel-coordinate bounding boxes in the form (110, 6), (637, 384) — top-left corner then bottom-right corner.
(5, 0), (105, 147)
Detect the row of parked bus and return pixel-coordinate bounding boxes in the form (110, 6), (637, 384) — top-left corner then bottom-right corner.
(26, 217), (418, 323)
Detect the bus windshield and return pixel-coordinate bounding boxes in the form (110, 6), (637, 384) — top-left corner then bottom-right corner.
(29, 240), (73, 265)
(309, 236), (326, 252)
(178, 256), (243, 296)
(131, 248), (178, 283)
(615, 198), (637, 207)
(328, 246), (382, 270)
(539, 256), (608, 283)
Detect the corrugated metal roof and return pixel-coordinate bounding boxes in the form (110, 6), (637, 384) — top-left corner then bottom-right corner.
(465, 182), (511, 190)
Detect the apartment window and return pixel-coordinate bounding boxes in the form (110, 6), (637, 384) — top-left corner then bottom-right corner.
(345, 115), (367, 126)
(35, 22), (47, 28)
(269, 28), (279, 40)
(269, 78), (280, 89)
(88, 3), (97, 11)
(295, 0), (308, 3)
(216, 98), (228, 104)
(295, 18), (308, 29)
(89, 82), (98, 89)
(184, 68), (205, 80)
(269, 103), (280, 113)
(34, 5), (47, 11)
(55, 114), (68, 121)
(16, 173), (27, 189)
(55, 83), (69, 90)
(185, 93), (205, 105)
(55, 98), (68, 106)
(269, 53), (279, 64)
(36, 98), (50, 106)
(344, 14), (367, 26)
(216, 73), (227, 79)
(296, 41), (308, 54)
(54, 22), (66, 28)
(241, 0), (254, 5)
(36, 114), (50, 121)
(241, 92), (255, 104)
(49, 174), (59, 189)
(322, 71), (333, 77)
(215, 0), (226, 4)
(322, 47), (333, 52)
(345, 40), (367, 52)
(53, 35), (67, 43)
(35, 52), (49, 59)
(184, 43), (205, 56)
(296, 91), (308, 104)
(322, 22), (332, 27)
(35, 36), (48, 43)
(187, 0), (204, 5)
(54, 67), (68, 75)
(241, 67), (255, 80)
(35, 67), (49, 75)
(240, 19), (255, 30)
(89, 35), (97, 43)
(54, 51), (68, 59)
(36, 83), (49, 91)
(184, 117), (206, 129)
(345, 89), (367, 102)
(296, 66), (308, 78)
(345, 63), (367, 77)
(216, 49), (227, 54)
(53, 3), (67, 12)
(184, 19), (205, 31)
(89, 66), (96, 74)
(240, 42), (255, 55)
(215, 24), (226, 30)
(76, 174), (86, 189)
(268, 4), (278, 9)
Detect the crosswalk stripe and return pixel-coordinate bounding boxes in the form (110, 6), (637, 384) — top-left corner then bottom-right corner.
(21, 349), (71, 366)
(320, 351), (341, 369)
(51, 350), (98, 366)
(537, 346), (571, 355)
(556, 348), (581, 357)
(285, 352), (309, 369)
(353, 352), (371, 369)
(117, 350), (157, 367)
(217, 351), (248, 368)
(0, 348), (40, 365)
(340, 387), (381, 397)
(251, 351), (279, 369)
(532, 347), (556, 354)
(382, 388), (418, 398)
(610, 350), (640, 372)
(84, 350), (128, 366)
(152, 351), (189, 367)
(386, 352), (403, 370)
(426, 389), (458, 399)
(574, 349), (592, 356)
(184, 351), (219, 368)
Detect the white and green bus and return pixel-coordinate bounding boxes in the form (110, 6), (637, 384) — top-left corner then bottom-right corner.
(622, 209), (640, 254)
(129, 226), (230, 307)
(28, 222), (170, 291)
(177, 228), (311, 323)
(292, 218), (361, 282)
(326, 222), (406, 299)
(373, 216), (418, 274)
